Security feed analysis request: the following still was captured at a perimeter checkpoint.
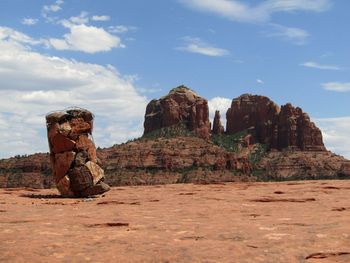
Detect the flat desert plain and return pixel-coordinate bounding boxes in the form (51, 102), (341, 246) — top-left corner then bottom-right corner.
(1, 180), (350, 263)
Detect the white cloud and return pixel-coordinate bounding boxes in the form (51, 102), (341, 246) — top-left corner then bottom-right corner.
(42, 0), (64, 21)
(177, 37), (229, 57)
(49, 24), (123, 53)
(0, 27), (147, 158)
(322, 82), (350, 92)
(92, 15), (111, 21)
(300, 61), (342, 70)
(315, 117), (350, 159)
(21, 18), (39, 26)
(257, 79), (264, 84)
(266, 24), (309, 45)
(0, 27), (46, 46)
(108, 25), (137, 34)
(179, 0), (332, 23)
(208, 97), (232, 127)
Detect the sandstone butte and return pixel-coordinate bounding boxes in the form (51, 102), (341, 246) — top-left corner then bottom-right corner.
(0, 85), (349, 189)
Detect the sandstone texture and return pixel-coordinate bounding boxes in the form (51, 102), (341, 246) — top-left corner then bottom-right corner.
(212, 110), (224, 135)
(99, 136), (253, 186)
(2, 181), (350, 262)
(256, 151), (349, 180)
(144, 86), (211, 139)
(46, 108), (109, 197)
(226, 94), (325, 151)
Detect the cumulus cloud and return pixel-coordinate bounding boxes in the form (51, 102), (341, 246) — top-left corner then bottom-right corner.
(0, 27), (147, 158)
(322, 82), (350, 92)
(315, 117), (350, 159)
(300, 61), (342, 70)
(49, 24), (123, 53)
(179, 0), (332, 23)
(92, 15), (110, 21)
(21, 18), (39, 26)
(46, 11), (126, 53)
(177, 37), (229, 57)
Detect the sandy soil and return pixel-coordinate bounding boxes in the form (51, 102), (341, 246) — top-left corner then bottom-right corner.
(1, 180), (350, 263)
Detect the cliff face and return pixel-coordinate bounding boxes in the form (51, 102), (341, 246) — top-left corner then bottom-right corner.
(144, 86), (211, 139)
(0, 87), (347, 189)
(0, 153), (53, 188)
(226, 94), (325, 151)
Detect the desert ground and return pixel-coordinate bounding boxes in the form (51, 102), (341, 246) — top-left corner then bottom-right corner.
(1, 180), (350, 263)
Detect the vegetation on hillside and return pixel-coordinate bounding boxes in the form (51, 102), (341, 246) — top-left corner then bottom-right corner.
(211, 130), (248, 152)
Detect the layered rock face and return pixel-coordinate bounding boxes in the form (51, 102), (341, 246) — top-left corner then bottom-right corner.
(46, 108), (110, 197)
(99, 137), (253, 185)
(212, 110), (224, 135)
(257, 151), (349, 180)
(144, 86), (211, 139)
(0, 153), (53, 188)
(226, 94), (280, 148)
(226, 94), (325, 151)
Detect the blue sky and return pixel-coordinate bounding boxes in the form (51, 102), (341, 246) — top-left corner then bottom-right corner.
(0, 0), (349, 158)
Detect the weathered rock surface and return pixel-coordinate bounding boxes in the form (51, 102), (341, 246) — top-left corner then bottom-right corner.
(0, 153), (53, 188)
(2, 181), (350, 262)
(46, 108), (109, 197)
(212, 110), (224, 135)
(144, 86), (211, 139)
(256, 151), (350, 180)
(226, 94), (326, 151)
(99, 136), (253, 186)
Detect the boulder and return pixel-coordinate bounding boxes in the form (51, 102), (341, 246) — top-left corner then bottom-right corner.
(85, 161), (104, 185)
(54, 151), (75, 183)
(51, 133), (76, 154)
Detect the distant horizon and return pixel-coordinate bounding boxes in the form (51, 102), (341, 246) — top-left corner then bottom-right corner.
(0, 0), (349, 158)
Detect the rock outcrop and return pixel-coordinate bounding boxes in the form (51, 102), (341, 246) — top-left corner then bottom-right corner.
(0, 87), (347, 189)
(226, 94), (325, 151)
(46, 108), (110, 197)
(256, 151), (350, 180)
(99, 137), (252, 185)
(144, 86), (211, 139)
(212, 110), (225, 135)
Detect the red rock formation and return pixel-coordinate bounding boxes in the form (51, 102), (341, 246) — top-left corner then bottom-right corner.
(226, 94), (325, 151)
(143, 86), (211, 139)
(278, 104), (325, 151)
(212, 110), (224, 135)
(46, 108), (110, 197)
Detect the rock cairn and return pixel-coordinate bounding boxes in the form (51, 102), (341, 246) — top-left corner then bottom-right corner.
(46, 108), (110, 197)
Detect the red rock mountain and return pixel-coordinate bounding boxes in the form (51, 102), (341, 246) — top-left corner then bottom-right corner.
(0, 87), (348, 189)
(144, 86), (211, 139)
(226, 94), (325, 151)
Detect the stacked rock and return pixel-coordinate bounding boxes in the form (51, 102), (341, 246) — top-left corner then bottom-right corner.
(46, 108), (110, 197)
